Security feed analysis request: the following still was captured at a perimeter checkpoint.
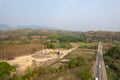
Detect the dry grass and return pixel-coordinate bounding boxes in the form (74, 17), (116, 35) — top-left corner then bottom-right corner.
(37, 48), (96, 80)
(0, 44), (43, 60)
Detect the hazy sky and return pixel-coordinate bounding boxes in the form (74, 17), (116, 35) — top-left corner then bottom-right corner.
(0, 0), (120, 31)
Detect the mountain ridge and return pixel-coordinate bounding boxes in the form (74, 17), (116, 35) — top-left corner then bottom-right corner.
(0, 24), (13, 30)
(0, 24), (54, 31)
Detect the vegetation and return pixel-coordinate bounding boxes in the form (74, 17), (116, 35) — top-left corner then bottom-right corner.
(0, 62), (16, 80)
(78, 70), (92, 80)
(47, 42), (72, 49)
(57, 35), (85, 42)
(0, 29), (120, 80)
(0, 44), (42, 60)
(79, 42), (98, 49)
(104, 46), (120, 80)
(68, 57), (86, 69)
(7, 48), (95, 80)
(0, 29), (120, 43)
(68, 58), (78, 68)
(85, 31), (120, 42)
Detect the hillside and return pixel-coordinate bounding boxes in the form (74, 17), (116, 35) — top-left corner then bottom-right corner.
(0, 24), (13, 30)
(16, 25), (54, 30)
(0, 24), (54, 30)
(0, 29), (119, 80)
(0, 29), (120, 43)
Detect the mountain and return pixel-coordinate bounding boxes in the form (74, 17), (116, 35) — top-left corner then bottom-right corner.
(0, 24), (13, 30)
(16, 25), (54, 30)
(0, 24), (57, 31)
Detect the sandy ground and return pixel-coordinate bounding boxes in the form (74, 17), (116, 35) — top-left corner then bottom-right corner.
(7, 47), (77, 74)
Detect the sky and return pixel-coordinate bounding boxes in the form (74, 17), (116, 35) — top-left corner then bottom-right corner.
(0, 0), (120, 31)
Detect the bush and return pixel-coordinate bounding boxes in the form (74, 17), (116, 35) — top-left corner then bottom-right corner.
(47, 43), (55, 49)
(68, 58), (78, 68)
(47, 42), (72, 49)
(58, 35), (85, 42)
(106, 46), (120, 59)
(77, 57), (86, 66)
(0, 62), (16, 80)
(109, 63), (120, 72)
(104, 46), (120, 79)
(78, 70), (92, 80)
(60, 43), (72, 49)
(104, 56), (113, 64)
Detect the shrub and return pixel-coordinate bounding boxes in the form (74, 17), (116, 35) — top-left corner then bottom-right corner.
(0, 62), (16, 80)
(78, 70), (92, 80)
(104, 46), (120, 79)
(106, 46), (120, 59)
(47, 43), (55, 49)
(77, 57), (86, 66)
(68, 58), (77, 68)
(60, 43), (72, 49)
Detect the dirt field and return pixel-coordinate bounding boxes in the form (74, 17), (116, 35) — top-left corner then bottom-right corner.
(7, 48), (77, 74)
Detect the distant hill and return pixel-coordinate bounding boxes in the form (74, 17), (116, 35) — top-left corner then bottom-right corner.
(16, 25), (54, 30)
(0, 28), (120, 43)
(0, 24), (13, 30)
(0, 24), (55, 30)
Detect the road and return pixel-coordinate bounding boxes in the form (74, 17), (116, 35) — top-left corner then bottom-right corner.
(94, 42), (107, 80)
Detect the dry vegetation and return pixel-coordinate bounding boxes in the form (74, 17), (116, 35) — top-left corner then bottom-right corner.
(0, 44), (43, 60)
(34, 48), (96, 80)
(0, 29), (119, 80)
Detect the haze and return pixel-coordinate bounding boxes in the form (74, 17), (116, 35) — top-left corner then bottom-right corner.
(0, 0), (120, 31)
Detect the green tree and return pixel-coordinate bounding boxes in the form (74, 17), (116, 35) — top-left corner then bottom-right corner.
(68, 58), (77, 68)
(106, 46), (120, 60)
(78, 70), (92, 80)
(0, 62), (16, 80)
(47, 43), (55, 49)
(104, 46), (120, 80)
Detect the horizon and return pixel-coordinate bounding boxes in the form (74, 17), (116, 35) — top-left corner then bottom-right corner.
(0, 23), (120, 32)
(0, 0), (120, 31)
(0, 24), (120, 32)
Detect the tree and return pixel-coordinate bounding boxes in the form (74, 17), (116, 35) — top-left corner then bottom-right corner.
(104, 46), (120, 79)
(68, 58), (77, 68)
(106, 46), (120, 60)
(47, 43), (55, 49)
(78, 70), (92, 80)
(0, 62), (16, 80)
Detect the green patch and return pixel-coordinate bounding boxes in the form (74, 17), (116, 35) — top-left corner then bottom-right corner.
(47, 42), (72, 49)
(78, 70), (92, 80)
(0, 62), (16, 80)
(79, 42), (98, 49)
(104, 46), (120, 80)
